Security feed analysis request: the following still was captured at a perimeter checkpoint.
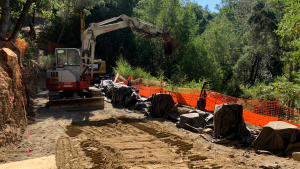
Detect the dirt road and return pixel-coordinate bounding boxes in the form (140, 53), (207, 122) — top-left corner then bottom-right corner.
(1, 91), (300, 168)
(57, 116), (233, 169)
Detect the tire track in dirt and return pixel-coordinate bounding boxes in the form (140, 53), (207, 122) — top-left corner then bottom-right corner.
(56, 116), (235, 169)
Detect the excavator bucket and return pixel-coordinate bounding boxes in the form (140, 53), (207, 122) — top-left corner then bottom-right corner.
(142, 34), (180, 58)
(49, 97), (104, 109)
(163, 36), (180, 58)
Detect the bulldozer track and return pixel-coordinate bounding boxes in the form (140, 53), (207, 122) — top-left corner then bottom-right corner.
(56, 117), (230, 169)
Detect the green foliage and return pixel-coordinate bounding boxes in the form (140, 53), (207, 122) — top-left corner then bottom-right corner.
(9, 0), (27, 18)
(113, 57), (132, 79)
(24, 45), (35, 60)
(240, 83), (277, 100)
(38, 18), (81, 47)
(55, 0), (103, 23)
(276, 0), (300, 63)
(270, 75), (300, 109)
(113, 57), (158, 80)
(38, 54), (56, 69)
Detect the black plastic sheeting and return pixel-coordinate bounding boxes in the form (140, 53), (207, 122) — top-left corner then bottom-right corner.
(252, 121), (300, 156)
(146, 93), (175, 118)
(131, 102), (152, 111)
(213, 104), (250, 140)
(99, 81), (139, 107)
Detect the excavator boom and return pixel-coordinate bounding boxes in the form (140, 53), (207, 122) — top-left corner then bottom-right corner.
(81, 14), (180, 77)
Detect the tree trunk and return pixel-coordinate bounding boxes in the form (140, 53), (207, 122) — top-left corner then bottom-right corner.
(0, 0), (10, 41)
(289, 61), (294, 82)
(222, 72), (233, 85)
(251, 56), (260, 85)
(56, 21), (66, 46)
(56, 0), (71, 46)
(249, 56), (258, 85)
(9, 0), (34, 42)
(28, 16), (36, 39)
(32, 6), (35, 25)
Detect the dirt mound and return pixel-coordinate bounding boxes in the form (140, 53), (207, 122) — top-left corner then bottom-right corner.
(56, 116), (235, 169)
(0, 48), (27, 146)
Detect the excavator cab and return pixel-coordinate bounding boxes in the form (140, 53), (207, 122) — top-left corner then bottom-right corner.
(46, 48), (104, 109)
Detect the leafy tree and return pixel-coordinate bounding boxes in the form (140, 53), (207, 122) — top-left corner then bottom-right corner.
(276, 0), (300, 64)
(202, 14), (241, 86)
(231, 0), (282, 87)
(54, 0), (103, 45)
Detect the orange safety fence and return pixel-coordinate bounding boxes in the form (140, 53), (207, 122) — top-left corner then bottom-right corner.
(115, 75), (300, 129)
(5, 32), (28, 56)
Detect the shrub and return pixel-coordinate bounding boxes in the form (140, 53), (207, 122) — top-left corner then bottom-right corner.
(38, 54), (56, 70)
(113, 57), (158, 80)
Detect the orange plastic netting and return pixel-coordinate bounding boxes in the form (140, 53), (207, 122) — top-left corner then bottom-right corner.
(115, 75), (300, 129)
(5, 32), (28, 57)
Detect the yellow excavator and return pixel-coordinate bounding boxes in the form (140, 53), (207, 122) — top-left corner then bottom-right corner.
(46, 14), (180, 109)
(75, 12), (107, 80)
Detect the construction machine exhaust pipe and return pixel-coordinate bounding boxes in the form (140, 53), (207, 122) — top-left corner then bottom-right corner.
(162, 36), (180, 58)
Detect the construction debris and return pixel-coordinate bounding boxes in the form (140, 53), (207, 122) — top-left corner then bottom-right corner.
(203, 128), (213, 134)
(176, 113), (208, 132)
(258, 164), (281, 169)
(293, 152), (300, 161)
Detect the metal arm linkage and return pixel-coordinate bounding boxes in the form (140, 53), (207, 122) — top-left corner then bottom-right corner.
(80, 14), (169, 77)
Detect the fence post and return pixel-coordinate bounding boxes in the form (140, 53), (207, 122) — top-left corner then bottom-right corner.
(214, 92), (218, 111)
(139, 75), (141, 91)
(188, 88), (195, 106)
(149, 78), (151, 96)
(160, 78), (162, 93)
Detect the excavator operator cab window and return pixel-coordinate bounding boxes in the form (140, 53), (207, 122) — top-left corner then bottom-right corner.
(56, 49), (80, 66)
(57, 49), (67, 66)
(67, 49), (80, 66)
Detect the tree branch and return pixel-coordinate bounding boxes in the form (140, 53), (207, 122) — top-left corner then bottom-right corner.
(9, 0), (34, 42)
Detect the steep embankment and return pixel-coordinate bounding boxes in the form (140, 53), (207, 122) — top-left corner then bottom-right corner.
(0, 47), (27, 146)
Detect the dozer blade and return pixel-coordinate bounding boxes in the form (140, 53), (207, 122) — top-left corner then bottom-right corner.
(49, 97), (104, 110)
(163, 36), (180, 58)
